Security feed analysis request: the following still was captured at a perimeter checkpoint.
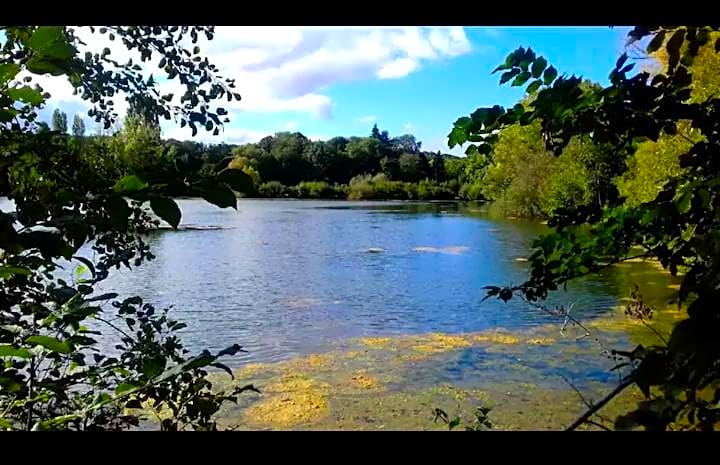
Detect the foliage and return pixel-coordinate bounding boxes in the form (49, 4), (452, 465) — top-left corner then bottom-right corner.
(450, 26), (720, 430)
(433, 405), (493, 431)
(1, 26), (254, 430)
(52, 108), (67, 133)
(71, 113), (85, 137)
(294, 181), (346, 199)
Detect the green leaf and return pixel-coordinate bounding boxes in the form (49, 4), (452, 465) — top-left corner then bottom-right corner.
(25, 335), (72, 354)
(526, 79), (543, 94)
(531, 57), (547, 78)
(29, 26), (63, 51)
(0, 345), (32, 359)
(200, 183), (237, 209)
(25, 57), (66, 76)
(675, 191), (693, 214)
(150, 196), (181, 229)
(448, 417), (461, 430)
(0, 266), (32, 279)
(73, 256), (96, 278)
(218, 169), (253, 194)
(0, 63), (21, 84)
(543, 66), (558, 85)
(142, 358), (165, 379)
(8, 86), (44, 105)
(114, 175), (148, 193)
(106, 196), (131, 230)
(115, 382), (138, 395)
(454, 116), (472, 129)
(512, 71), (532, 87)
(499, 69), (520, 85)
(42, 41), (75, 60)
(193, 45), (200, 54)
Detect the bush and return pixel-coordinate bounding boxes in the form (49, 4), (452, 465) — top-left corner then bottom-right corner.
(258, 181), (289, 197)
(295, 181), (346, 199)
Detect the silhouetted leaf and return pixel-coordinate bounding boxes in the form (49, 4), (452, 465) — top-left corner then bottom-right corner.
(199, 183), (236, 209)
(531, 57), (547, 78)
(149, 196), (181, 229)
(526, 79), (543, 94)
(543, 66), (557, 85)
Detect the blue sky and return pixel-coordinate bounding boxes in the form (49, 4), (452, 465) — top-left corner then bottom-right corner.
(39, 27), (632, 155)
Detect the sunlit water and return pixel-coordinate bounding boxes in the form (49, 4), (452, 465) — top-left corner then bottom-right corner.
(4, 197), (682, 427)
(65, 199), (671, 368)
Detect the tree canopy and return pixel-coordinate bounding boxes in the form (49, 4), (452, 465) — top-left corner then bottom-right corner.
(450, 26), (720, 430)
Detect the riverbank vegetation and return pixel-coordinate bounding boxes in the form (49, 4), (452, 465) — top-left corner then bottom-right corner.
(452, 27), (720, 431)
(3, 25), (720, 431)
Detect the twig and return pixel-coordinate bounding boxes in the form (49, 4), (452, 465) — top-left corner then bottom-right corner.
(95, 316), (134, 342)
(566, 377), (634, 431)
(638, 319), (668, 346)
(560, 374), (613, 424)
(586, 420), (612, 431)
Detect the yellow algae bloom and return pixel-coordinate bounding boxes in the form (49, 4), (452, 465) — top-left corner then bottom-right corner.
(359, 337), (394, 349)
(411, 333), (472, 354)
(472, 332), (521, 345)
(236, 362), (267, 378)
(526, 336), (556, 345)
(246, 375), (329, 427)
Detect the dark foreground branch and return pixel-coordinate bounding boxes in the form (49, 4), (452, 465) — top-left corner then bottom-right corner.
(565, 377), (634, 431)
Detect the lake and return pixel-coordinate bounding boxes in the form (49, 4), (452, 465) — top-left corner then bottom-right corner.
(4, 197), (681, 428)
(89, 198), (661, 365)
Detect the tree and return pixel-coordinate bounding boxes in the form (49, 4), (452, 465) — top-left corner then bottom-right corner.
(72, 114), (85, 137)
(51, 108), (67, 133)
(380, 155), (400, 180)
(449, 26), (720, 431)
(0, 26), (253, 431)
(398, 153), (421, 182)
(390, 134), (421, 153)
(429, 152), (446, 181)
(346, 137), (381, 177)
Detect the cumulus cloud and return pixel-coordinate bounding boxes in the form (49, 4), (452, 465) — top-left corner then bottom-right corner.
(20, 27), (473, 140)
(404, 122), (416, 132)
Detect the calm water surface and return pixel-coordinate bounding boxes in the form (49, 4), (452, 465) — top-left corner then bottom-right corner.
(75, 199), (670, 366)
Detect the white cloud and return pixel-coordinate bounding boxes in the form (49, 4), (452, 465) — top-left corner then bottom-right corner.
(404, 122), (415, 132)
(18, 26), (472, 141)
(162, 124), (270, 145)
(355, 115), (376, 124)
(284, 121), (298, 130)
(377, 58), (419, 79)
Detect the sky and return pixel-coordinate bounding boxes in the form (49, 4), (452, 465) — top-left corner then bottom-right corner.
(37, 26), (632, 155)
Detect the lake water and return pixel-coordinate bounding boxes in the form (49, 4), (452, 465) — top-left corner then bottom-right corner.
(83, 199), (673, 366)
(4, 197), (682, 428)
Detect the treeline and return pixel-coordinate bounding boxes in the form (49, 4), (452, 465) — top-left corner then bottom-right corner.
(47, 112), (474, 200)
(457, 38), (720, 219)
